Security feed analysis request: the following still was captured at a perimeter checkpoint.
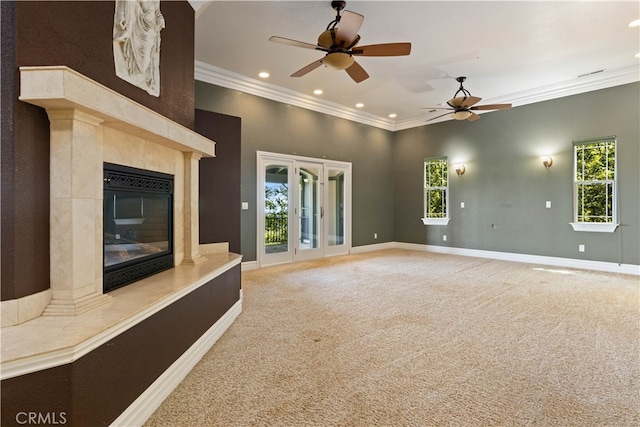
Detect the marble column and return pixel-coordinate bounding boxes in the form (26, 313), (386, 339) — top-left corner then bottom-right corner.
(43, 109), (111, 316)
(182, 151), (207, 265)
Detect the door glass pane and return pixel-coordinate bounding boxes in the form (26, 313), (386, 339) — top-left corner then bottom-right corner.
(299, 166), (320, 251)
(265, 164), (289, 254)
(328, 170), (345, 246)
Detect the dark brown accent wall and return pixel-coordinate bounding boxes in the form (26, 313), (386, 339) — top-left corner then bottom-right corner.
(1, 265), (241, 427)
(16, 1), (195, 128)
(1, 1), (195, 301)
(196, 109), (242, 254)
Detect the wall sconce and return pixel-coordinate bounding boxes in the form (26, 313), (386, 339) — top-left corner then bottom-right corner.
(541, 156), (553, 169)
(454, 163), (466, 176)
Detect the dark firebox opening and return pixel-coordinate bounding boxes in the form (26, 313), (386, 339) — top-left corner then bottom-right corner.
(103, 163), (174, 292)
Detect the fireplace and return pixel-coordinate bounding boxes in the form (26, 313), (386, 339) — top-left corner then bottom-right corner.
(11, 66), (214, 319)
(103, 163), (174, 292)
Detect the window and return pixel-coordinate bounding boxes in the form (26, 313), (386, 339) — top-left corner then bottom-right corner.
(571, 137), (618, 232)
(422, 157), (449, 225)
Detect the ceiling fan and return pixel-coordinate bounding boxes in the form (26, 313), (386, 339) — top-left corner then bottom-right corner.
(424, 77), (512, 122)
(268, 1), (411, 83)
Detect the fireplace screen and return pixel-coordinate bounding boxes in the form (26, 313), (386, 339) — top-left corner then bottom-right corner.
(103, 163), (173, 292)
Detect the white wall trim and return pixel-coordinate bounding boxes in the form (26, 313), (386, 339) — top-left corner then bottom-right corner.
(195, 61), (395, 131)
(350, 242), (395, 254)
(111, 297), (243, 427)
(242, 260), (259, 271)
(570, 222), (619, 233)
(195, 61), (639, 132)
(391, 242), (640, 275)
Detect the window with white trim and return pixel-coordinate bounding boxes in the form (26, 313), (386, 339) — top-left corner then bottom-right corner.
(571, 137), (618, 232)
(422, 157), (449, 225)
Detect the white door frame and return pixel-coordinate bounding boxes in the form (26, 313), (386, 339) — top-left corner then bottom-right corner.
(257, 151), (352, 268)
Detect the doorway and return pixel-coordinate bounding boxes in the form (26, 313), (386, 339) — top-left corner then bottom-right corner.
(257, 152), (351, 267)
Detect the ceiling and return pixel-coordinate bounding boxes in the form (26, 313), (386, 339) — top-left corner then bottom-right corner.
(191, 1), (640, 131)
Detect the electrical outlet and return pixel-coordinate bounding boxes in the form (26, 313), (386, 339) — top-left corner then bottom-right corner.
(374, 233), (378, 239)
(579, 244), (585, 252)
(443, 235), (447, 241)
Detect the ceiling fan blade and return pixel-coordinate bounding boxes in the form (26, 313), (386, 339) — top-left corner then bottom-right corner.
(345, 60), (369, 83)
(460, 96), (482, 107)
(269, 36), (327, 51)
(335, 10), (364, 45)
(467, 112), (481, 121)
(420, 107), (454, 110)
(427, 112), (453, 122)
(291, 59), (324, 77)
(471, 103), (513, 110)
(351, 43), (412, 56)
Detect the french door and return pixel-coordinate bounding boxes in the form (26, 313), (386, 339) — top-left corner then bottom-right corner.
(258, 152), (351, 267)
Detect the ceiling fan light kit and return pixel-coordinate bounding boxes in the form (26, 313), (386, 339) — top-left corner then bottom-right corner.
(268, 1), (411, 83)
(323, 52), (355, 70)
(452, 110), (472, 121)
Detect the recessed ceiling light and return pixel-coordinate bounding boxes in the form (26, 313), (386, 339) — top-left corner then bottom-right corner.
(629, 19), (640, 27)
(258, 71), (270, 78)
(388, 113), (397, 119)
(355, 103), (364, 108)
(313, 89), (323, 95)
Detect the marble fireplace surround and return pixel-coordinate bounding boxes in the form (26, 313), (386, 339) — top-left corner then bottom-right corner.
(10, 65), (217, 321)
(1, 66), (245, 385)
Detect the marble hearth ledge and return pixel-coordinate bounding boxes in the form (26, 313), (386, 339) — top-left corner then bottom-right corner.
(0, 252), (241, 380)
(19, 66), (214, 157)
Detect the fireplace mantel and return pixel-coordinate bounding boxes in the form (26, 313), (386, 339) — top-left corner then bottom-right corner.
(9, 66), (216, 322)
(19, 66), (214, 157)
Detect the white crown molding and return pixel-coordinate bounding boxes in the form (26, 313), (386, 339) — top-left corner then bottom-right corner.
(195, 61), (396, 131)
(188, 1), (212, 18)
(488, 65), (640, 109)
(393, 64), (640, 131)
(195, 61), (640, 132)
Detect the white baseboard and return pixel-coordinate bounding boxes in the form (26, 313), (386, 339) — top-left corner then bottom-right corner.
(242, 260), (258, 271)
(111, 297), (243, 427)
(392, 242), (640, 275)
(350, 242), (395, 254)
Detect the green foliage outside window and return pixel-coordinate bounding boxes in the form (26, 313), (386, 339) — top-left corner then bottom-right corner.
(424, 158), (448, 219)
(265, 184), (288, 244)
(575, 138), (616, 223)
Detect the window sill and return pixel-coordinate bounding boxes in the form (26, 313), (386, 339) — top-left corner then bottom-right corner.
(422, 218), (450, 226)
(570, 222), (619, 233)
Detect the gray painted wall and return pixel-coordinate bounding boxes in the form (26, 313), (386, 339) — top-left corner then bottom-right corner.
(195, 81), (395, 262)
(394, 82), (639, 265)
(196, 80), (639, 265)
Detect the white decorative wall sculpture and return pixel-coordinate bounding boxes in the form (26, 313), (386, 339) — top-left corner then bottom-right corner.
(113, 0), (165, 97)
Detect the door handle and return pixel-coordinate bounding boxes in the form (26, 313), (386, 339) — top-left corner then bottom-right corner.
(321, 206), (324, 218)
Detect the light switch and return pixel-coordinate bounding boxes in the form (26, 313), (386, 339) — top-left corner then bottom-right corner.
(546, 201), (552, 208)
(460, 202), (465, 208)
(241, 202), (249, 210)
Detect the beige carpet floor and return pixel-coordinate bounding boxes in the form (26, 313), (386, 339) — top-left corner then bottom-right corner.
(145, 249), (640, 426)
